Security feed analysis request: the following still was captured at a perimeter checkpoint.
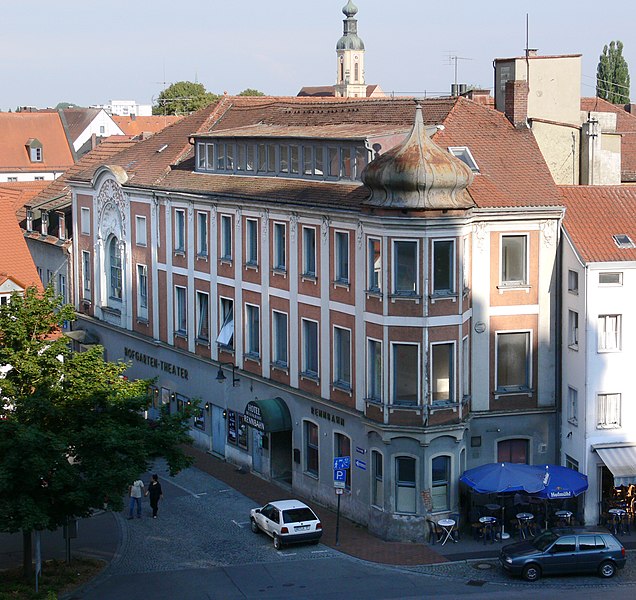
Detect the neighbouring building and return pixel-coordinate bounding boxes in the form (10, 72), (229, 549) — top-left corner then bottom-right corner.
(91, 100), (153, 117)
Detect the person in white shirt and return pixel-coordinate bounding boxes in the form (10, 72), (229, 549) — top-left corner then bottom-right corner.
(128, 479), (145, 519)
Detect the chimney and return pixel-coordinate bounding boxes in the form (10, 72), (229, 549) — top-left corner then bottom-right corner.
(56, 210), (66, 240)
(464, 88), (494, 107)
(504, 79), (528, 127)
(624, 103), (636, 115)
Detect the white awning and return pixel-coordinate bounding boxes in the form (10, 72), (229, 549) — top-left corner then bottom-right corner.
(594, 443), (636, 486)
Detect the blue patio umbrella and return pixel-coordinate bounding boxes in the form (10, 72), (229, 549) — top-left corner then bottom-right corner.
(459, 462), (547, 495)
(533, 464), (588, 499)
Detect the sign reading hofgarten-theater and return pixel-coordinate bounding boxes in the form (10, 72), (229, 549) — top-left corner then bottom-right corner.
(123, 347), (189, 380)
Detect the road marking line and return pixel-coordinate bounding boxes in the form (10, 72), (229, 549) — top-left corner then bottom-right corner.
(158, 477), (201, 497)
(193, 492), (208, 498)
(218, 489), (231, 493)
(232, 520), (249, 528)
(311, 550), (328, 554)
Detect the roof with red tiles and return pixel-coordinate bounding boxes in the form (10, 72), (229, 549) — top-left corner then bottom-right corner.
(112, 115), (183, 137)
(0, 112), (75, 172)
(69, 95), (561, 212)
(581, 97), (636, 182)
(0, 181), (49, 215)
(560, 185), (636, 263)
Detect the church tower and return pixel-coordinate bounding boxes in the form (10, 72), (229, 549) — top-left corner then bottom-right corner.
(334, 1), (367, 98)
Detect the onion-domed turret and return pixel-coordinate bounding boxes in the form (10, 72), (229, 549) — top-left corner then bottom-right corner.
(336, 0), (365, 51)
(362, 104), (475, 210)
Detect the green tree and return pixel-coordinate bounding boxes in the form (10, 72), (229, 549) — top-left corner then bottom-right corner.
(55, 102), (79, 109)
(153, 81), (219, 115)
(238, 88), (265, 97)
(0, 287), (194, 577)
(596, 40), (630, 104)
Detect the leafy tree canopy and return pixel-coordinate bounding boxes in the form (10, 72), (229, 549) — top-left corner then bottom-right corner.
(55, 102), (80, 109)
(0, 287), (194, 538)
(597, 40), (631, 104)
(153, 81), (219, 115)
(238, 88), (265, 97)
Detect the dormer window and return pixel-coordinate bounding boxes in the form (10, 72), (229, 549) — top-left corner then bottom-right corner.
(26, 138), (43, 163)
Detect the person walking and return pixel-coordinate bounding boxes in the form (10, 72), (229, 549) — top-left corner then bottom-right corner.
(145, 474), (163, 519)
(128, 479), (144, 519)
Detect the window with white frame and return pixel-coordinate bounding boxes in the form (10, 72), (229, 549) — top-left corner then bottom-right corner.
(174, 286), (187, 335)
(432, 240), (454, 295)
(462, 336), (470, 398)
(598, 315), (621, 351)
(501, 234), (527, 286)
(302, 319), (319, 379)
(597, 393), (621, 428)
(246, 218), (258, 266)
(302, 226), (316, 277)
(82, 251), (91, 299)
(80, 207), (91, 235)
(496, 331), (530, 390)
(197, 143), (206, 169)
(57, 274), (66, 303)
(304, 421), (319, 476)
(395, 456), (416, 514)
(137, 264), (148, 319)
(568, 310), (579, 349)
(333, 326), (351, 390)
(599, 272), (622, 286)
(567, 386), (578, 425)
(197, 212), (208, 257)
(393, 343), (418, 405)
(272, 311), (288, 367)
(393, 240), (417, 294)
(568, 269), (579, 293)
(372, 450), (383, 507)
(334, 432), (351, 489)
(273, 222), (286, 271)
(196, 291), (209, 342)
(368, 238), (381, 292)
(462, 237), (470, 291)
(431, 455), (451, 512)
(217, 298), (234, 349)
(245, 304), (260, 358)
(221, 214), (232, 260)
(431, 342), (454, 403)
(367, 339), (382, 402)
(206, 143), (215, 170)
(565, 456), (579, 472)
(135, 215), (147, 246)
(174, 209), (186, 253)
(108, 237), (122, 300)
(334, 231), (349, 283)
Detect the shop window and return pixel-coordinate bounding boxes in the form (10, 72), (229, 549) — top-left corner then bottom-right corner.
(372, 451), (384, 507)
(431, 456), (451, 512)
(305, 421), (319, 476)
(497, 439), (529, 464)
(395, 456), (416, 514)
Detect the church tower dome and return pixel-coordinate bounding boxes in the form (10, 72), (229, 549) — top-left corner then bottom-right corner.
(335, 1), (366, 97)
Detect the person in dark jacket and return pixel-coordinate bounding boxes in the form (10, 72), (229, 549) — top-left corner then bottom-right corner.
(145, 474), (163, 518)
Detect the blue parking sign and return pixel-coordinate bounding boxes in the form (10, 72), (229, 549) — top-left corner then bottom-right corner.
(334, 469), (346, 482)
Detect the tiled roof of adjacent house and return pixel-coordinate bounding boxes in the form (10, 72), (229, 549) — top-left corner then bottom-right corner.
(0, 181), (49, 215)
(112, 115), (183, 137)
(0, 112), (75, 172)
(560, 185), (636, 263)
(581, 97), (636, 182)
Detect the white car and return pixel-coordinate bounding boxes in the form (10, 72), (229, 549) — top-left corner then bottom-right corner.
(250, 499), (323, 549)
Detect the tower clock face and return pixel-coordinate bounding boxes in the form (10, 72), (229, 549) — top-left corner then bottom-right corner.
(354, 55), (359, 60)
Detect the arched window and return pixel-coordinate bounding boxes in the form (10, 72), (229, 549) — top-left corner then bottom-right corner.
(354, 62), (359, 82)
(431, 455), (451, 512)
(340, 59), (344, 83)
(109, 237), (122, 300)
(395, 456), (416, 513)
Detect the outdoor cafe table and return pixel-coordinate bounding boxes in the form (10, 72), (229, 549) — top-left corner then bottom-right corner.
(437, 518), (457, 546)
(608, 508), (627, 535)
(479, 516), (497, 544)
(516, 512), (534, 539)
(554, 510), (573, 526)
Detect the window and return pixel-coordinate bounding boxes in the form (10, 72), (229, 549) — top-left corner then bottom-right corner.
(221, 215), (232, 260)
(82, 251), (91, 298)
(305, 421), (319, 476)
(567, 386), (578, 425)
(135, 215), (147, 246)
(246, 219), (258, 266)
(552, 536), (576, 553)
(108, 237), (122, 300)
(30, 146), (43, 162)
(432, 240), (454, 294)
(613, 234), (635, 248)
(217, 298), (234, 349)
(334, 231), (349, 283)
(280, 145), (289, 173)
(367, 339), (382, 402)
(501, 234), (527, 285)
(333, 326), (351, 390)
(196, 291), (209, 342)
(197, 143), (206, 169)
(598, 315), (621, 351)
(272, 311), (288, 367)
(302, 319), (319, 379)
(334, 433), (351, 489)
(431, 342), (453, 403)
(368, 238), (381, 292)
(273, 222), (286, 271)
(579, 536), (605, 551)
(302, 226), (316, 277)
(431, 456), (451, 512)
(303, 146), (314, 176)
(395, 457), (416, 514)
(462, 336), (470, 398)
(496, 331), (530, 390)
(237, 144), (246, 171)
(290, 146), (299, 174)
(497, 439), (529, 464)
(137, 264), (148, 318)
(174, 286), (186, 335)
(245, 304), (260, 358)
(174, 209), (185, 253)
(372, 451), (384, 507)
(597, 393), (621, 428)
(197, 212), (208, 257)
(7, 177), (17, 182)
(599, 272), (622, 285)
(568, 310), (579, 348)
(217, 143), (226, 170)
(565, 456), (579, 472)
(568, 269), (579, 293)
(462, 237), (470, 291)
(393, 240), (417, 294)
(57, 274), (66, 303)
(80, 207), (90, 235)
(448, 146), (479, 172)
(393, 343), (418, 405)
(206, 143), (215, 169)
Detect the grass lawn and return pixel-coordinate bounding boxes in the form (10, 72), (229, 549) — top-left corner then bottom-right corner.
(0, 558), (105, 600)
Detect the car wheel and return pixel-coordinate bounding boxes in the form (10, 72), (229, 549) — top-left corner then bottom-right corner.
(599, 560), (616, 578)
(250, 518), (259, 534)
(522, 563), (541, 582)
(273, 534), (282, 550)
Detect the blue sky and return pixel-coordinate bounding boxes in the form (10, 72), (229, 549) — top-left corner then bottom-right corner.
(3, 0), (634, 110)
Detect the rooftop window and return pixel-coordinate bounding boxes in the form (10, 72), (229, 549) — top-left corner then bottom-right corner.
(613, 234), (635, 249)
(448, 146), (479, 173)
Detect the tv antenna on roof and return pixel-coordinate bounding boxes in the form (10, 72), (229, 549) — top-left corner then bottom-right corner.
(444, 52), (473, 88)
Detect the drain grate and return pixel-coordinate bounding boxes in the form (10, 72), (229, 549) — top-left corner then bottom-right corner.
(466, 580), (487, 587)
(473, 562), (495, 570)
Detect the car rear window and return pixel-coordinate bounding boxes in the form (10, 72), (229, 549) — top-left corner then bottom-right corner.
(283, 508), (316, 523)
(579, 535), (606, 551)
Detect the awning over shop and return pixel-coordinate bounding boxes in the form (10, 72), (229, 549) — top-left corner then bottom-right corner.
(594, 443), (636, 486)
(243, 397), (292, 433)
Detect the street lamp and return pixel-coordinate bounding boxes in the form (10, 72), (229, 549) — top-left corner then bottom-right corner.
(216, 362), (239, 387)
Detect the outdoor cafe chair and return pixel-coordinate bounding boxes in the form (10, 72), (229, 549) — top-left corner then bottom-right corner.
(426, 519), (442, 544)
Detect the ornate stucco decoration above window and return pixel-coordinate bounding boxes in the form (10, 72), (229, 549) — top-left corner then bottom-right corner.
(97, 178), (127, 242)
(362, 104), (475, 210)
